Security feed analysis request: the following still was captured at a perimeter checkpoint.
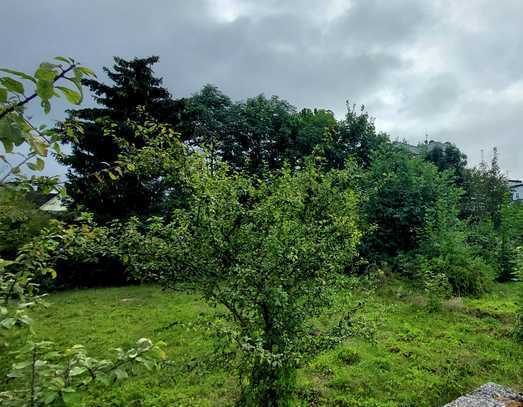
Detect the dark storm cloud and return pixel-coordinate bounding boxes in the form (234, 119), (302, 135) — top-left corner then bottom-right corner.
(2, 0), (523, 176)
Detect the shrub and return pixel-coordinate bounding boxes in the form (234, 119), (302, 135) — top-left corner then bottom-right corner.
(422, 269), (451, 312)
(432, 255), (492, 297)
(11, 217), (129, 290)
(418, 182), (493, 296)
(362, 145), (461, 261)
(120, 157), (363, 405)
(0, 188), (53, 259)
(415, 233), (493, 297)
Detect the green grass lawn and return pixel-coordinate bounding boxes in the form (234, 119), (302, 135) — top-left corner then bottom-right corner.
(2, 281), (521, 406)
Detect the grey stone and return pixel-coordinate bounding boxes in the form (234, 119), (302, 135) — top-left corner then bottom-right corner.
(444, 383), (523, 407)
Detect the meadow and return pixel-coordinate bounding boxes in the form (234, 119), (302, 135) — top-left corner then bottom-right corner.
(6, 281), (520, 406)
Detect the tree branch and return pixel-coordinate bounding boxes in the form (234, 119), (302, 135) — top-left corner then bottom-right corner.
(0, 64), (77, 120)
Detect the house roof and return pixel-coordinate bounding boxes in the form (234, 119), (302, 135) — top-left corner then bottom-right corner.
(39, 194), (68, 212)
(393, 140), (450, 155)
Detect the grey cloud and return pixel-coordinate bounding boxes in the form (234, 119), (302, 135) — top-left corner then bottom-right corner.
(327, 0), (432, 51)
(2, 0), (523, 177)
(402, 73), (461, 117)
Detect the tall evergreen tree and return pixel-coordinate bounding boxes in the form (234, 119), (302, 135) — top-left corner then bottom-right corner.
(59, 56), (184, 221)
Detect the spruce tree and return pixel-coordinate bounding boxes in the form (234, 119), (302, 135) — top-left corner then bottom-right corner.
(59, 56), (184, 221)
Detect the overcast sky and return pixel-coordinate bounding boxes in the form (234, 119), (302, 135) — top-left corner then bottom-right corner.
(3, 0), (523, 177)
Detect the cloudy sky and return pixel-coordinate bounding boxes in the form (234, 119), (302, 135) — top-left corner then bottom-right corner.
(3, 0), (523, 177)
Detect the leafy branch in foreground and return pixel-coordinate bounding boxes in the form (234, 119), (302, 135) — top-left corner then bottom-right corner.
(0, 224), (165, 407)
(0, 57), (95, 186)
(1, 58), (166, 407)
(0, 338), (165, 407)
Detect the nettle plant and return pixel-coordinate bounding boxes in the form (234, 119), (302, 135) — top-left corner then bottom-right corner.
(122, 155), (362, 405)
(0, 60), (165, 406)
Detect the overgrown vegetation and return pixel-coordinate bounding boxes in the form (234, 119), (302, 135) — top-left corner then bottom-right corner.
(1, 57), (522, 406)
(0, 282), (519, 406)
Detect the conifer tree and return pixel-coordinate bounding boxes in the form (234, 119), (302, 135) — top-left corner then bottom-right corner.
(59, 56), (184, 221)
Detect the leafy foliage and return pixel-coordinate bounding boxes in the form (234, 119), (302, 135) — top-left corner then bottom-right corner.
(1, 338), (164, 406)
(2, 53), (521, 406)
(362, 145), (456, 259)
(0, 189), (53, 259)
(422, 141), (467, 186)
(0, 59), (165, 407)
(58, 56), (184, 221)
(118, 155), (362, 404)
(461, 149), (509, 228)
(0, 57), (95, 187)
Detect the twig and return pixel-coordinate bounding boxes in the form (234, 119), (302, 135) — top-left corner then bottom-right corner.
(0, 64), (76, 120)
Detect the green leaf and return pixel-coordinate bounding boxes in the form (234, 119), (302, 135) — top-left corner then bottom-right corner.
(54, 56), (72, 64)
(0, 114), (25, 141)
(2, 138), (14, 153)
(49, 377), (65, 391)
(0, 77), (24, 94)
(69, 366), (87, 376)
(81, 375), (93, 385)
(51, 142), (62, 154)
(12, 361), (32, 370)
(0, 68), (36, 83)
(112, 368), (128, 381)
(42, 391), (58, 404)
(0, 87), (7, 102)
(56, 86), (82, 104)
(6, 371), (24, 378)
(1, 317), (17, 328)
(76, 66), (96, 78)
(35, 63), (57, 81)
(30, 138), (49, 156)
(36, 79), (54, 101)
(35, 157), (45, 170)
(96, 372), (111, 386)
(107, 170), (118, 181)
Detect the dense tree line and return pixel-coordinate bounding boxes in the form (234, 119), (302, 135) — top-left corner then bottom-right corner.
(58, 57), (389, 221)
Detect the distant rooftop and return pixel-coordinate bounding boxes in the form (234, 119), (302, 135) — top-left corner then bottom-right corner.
(394, 140), (450, 155)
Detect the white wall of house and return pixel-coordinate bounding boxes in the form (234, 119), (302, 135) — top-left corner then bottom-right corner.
(511, 184), (523, 201)
(39, 195), (67, 212)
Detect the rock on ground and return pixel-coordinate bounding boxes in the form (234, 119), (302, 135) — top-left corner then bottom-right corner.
(444, 383), (523, 407)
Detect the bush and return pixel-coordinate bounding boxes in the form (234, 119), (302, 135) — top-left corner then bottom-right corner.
(417, 181), (493, 296)
(416, 229), (493, 297)
(17, 218), (130, 290)
(362, 145), (460, 260)
(422, 268), (451, 312)
(432, 255), (492, 297)
(0, 188), (53, 259)
(120, 158), (363, 405)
